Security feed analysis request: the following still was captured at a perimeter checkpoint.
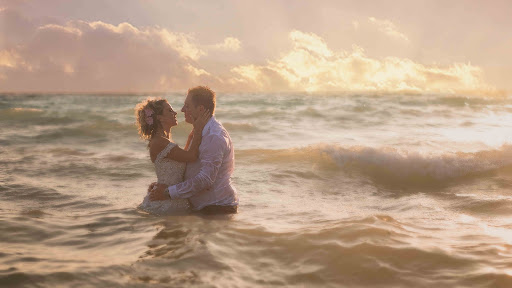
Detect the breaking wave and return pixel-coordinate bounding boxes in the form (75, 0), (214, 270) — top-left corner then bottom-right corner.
(238, 144), (512, 186)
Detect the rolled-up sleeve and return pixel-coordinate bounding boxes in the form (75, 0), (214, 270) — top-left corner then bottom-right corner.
(168, 134), (225, 199)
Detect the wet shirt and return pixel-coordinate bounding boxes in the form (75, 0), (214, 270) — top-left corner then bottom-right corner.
(167, 116), (239, 210)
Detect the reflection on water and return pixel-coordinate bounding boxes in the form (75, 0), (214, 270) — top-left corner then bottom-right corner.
(132, 215), (238, 286)
(141, 220), (191, 259)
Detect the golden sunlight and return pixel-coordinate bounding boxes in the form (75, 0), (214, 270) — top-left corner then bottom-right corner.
(231, 31), (495, 93)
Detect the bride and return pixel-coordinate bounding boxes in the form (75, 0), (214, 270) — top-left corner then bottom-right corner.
(134, 98), (209, 215)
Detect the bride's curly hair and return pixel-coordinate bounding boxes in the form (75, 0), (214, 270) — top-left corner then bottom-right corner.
(134, 98), (168, 141)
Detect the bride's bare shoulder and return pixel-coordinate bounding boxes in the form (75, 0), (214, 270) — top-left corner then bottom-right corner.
(149, 137), (171, 163)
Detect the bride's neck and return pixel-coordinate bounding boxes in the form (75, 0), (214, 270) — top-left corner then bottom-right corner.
(154, 127), (171, 139)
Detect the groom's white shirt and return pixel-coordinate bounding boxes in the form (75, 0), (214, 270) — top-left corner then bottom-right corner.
(167, 116), (239, 210)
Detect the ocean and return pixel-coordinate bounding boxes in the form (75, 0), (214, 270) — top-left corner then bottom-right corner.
(1, 92), (512, 287)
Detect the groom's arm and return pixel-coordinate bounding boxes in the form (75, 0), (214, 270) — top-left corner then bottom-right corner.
(167, 134), (226, 199)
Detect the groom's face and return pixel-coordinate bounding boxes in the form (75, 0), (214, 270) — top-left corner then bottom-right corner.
(181, 94), (201, 124)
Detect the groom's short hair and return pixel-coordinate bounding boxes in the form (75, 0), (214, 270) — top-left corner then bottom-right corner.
(188, 86), (216, 115)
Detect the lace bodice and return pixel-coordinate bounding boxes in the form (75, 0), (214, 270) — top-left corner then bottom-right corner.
(139, 142), (189, 215)
(154, 142), (186, 186)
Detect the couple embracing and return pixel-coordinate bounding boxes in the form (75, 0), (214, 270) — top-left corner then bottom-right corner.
(135, 86), (239, 215)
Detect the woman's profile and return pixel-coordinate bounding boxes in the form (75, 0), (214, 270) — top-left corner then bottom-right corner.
(134, 98), (209, 214)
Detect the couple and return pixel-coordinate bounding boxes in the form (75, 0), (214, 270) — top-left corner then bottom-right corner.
(135, 86), (239, 215)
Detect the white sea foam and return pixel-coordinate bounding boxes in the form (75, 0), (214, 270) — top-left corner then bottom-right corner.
(239, 144), (512, 183)
(319, 144), (512, 179)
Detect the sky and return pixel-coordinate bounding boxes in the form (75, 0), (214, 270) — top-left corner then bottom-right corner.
(0, 0), (511, 94)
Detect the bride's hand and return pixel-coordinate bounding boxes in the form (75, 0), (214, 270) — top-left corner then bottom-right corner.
(192, 110), (210, 133)
(149, 183), (168, 201)
(147, 182), (157, 193)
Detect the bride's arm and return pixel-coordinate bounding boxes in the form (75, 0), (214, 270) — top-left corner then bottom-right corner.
(167, 130), (202, 162)
(166, 110), (210, 162)
(184, 130), (194, 150)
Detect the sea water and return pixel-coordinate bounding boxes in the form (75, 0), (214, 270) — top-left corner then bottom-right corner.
(1, 92), (512, 287)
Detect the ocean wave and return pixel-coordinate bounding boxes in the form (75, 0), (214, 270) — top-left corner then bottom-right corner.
(0, 107), (78, 125)
(0, 184), (73, 202)
(222, 122), (260, 132)
(451, 195), (512, 215)
(1, 147), (153, 181)
(238, 144), (512, 186)
(22, 120), (137, 141)
(30, 160), (150, 180)
(0, 107), (43, 119)
(214, 216), (512, 287)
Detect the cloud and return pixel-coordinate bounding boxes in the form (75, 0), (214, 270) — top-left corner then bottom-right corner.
(212, 37), (241, 51)
(230, 30), (494, 93)
(0, 50), (21, 68)
(368, 17), (409, 43)
(186, 64), (210, 76)
(0, 8), (499, 94)
(289, 30), (332, 57)
(0, 8), (218, 92)
(0, 0), (27, 9)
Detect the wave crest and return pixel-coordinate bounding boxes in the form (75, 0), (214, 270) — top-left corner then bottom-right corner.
(322, 144), (512, 179)
(239, 144), (512, 186)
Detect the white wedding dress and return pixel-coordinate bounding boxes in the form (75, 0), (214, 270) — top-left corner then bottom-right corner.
(139, 142), (190, 215)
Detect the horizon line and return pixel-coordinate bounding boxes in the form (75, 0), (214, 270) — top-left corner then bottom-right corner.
(0, 89), (509, 97)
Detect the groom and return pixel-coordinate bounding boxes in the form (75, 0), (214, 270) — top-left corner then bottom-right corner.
(148, 86), (239, 214)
